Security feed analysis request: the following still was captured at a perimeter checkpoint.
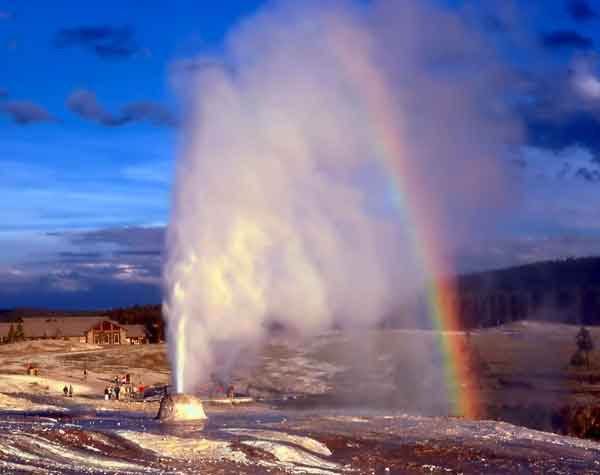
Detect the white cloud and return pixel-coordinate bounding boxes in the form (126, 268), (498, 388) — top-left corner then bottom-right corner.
(573, 59), (600, 99)
(520, 146), (600, 181)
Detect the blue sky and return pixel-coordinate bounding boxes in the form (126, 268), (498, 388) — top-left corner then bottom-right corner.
(2, 0), (600, 308)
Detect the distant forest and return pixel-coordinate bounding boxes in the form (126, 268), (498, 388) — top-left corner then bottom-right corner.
(2, 257), (600, 332)
(453, 257), (600, 328)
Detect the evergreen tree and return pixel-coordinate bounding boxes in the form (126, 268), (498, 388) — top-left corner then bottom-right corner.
(14, 321), (25, 341)
(576, 326), (595, 368)
(7, 324), (15, 343)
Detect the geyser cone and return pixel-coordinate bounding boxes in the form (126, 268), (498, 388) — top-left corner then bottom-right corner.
(156, 394), (207, 422)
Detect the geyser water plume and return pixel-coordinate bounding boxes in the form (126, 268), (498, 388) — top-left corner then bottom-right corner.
(164, 0), (520, 399)
(175, 311), (186, 393)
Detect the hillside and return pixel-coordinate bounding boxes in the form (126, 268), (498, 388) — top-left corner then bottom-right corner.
(453, 257), (600, 328)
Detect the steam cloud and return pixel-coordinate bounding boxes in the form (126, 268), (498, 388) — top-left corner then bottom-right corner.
(164, 0), (521, 394)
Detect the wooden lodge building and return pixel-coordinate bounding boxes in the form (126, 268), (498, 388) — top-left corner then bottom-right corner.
(0, 316), (149, 345)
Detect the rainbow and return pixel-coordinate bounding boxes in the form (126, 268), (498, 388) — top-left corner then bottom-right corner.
(329, 21), (480, 418)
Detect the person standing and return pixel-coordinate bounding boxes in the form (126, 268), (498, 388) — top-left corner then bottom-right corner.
(114, 385), (120, 400)
(104, 387), (109, 401)
(68, 384), (73, 397)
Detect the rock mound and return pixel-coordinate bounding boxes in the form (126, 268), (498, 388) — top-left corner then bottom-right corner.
(156, 394), (207, 422)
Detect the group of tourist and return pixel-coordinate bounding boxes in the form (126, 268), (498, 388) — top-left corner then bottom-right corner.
(103, 385), (120, 400)
(103, 374), (145, 401)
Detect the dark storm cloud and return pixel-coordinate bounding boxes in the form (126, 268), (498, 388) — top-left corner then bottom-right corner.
(66, 89), (112, 124)
(575, 167), (600, 182)
(541, 30), (594, 50)
(1, 101), (55, 124)
(120, 102), (179, 127)
(1, 226), (166, 308)
(112, 250), (162, 257)
(58, 251), (103, 261)
(567, 0), (598, 21)
(54, 26), (140, 59)
(0, 271), (161, 309)
(515, 62), (600, 156)
(525, 112), (600, 156)
(67, 89), (177, 127)
(64, 226), (165, 250)
(46, 226), (164, 270)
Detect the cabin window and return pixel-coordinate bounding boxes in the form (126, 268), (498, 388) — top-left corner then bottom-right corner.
(114, 333), (120, 344)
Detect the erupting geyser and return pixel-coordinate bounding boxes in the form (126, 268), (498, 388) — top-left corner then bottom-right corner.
(157, 393), (207, 423)
(163, 0), (520, 412)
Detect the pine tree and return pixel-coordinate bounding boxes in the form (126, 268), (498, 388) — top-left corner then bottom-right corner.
(15, 321), (25, 341)
(576, 326), (595, 368)
(7, 324), (15, 343)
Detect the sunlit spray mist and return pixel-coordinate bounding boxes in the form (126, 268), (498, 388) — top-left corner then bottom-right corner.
(175, 314), (186, 393)
(164, 0), (520, 400)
